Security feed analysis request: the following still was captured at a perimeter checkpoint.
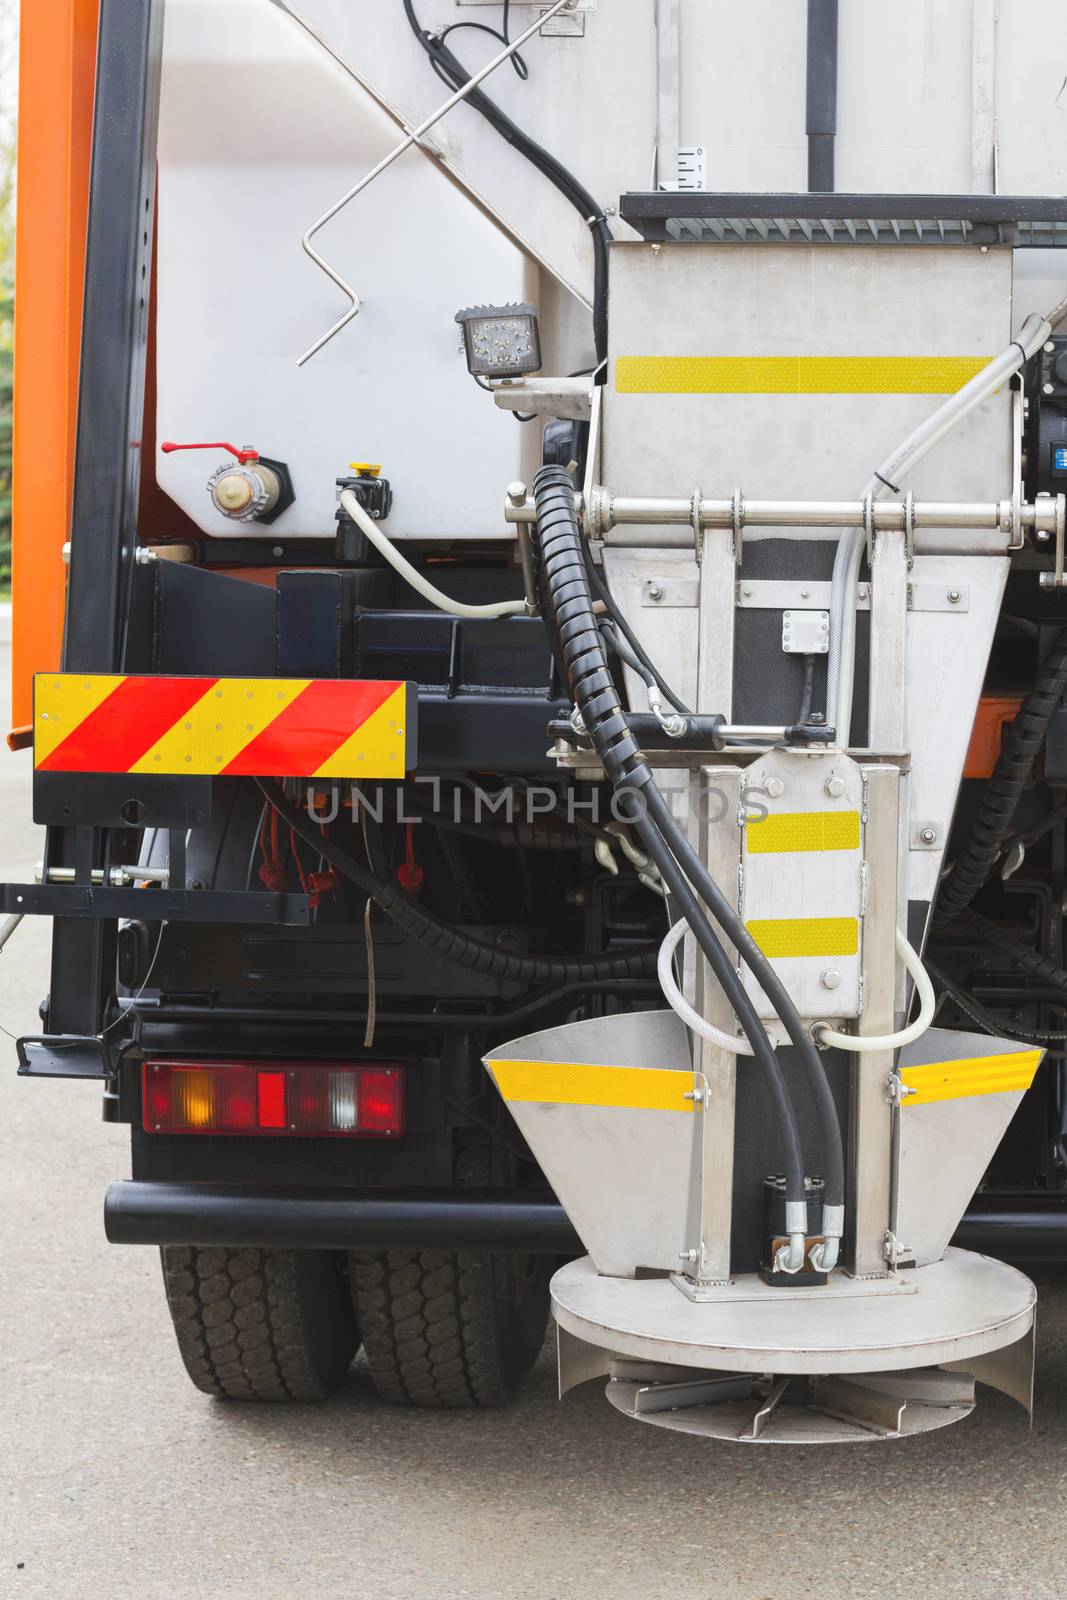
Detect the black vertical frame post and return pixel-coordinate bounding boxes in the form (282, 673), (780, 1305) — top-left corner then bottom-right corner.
(45, 0), (166, 1034)
(806, 0), (839, 193)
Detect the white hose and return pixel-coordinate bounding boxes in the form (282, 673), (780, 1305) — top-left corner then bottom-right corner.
(659, 917), (935, 1055)
(813, 929), (935, 1052)
(827, 299), (1067, 744)
(657, 916), (755, 1053)
(339, 490), (527, 621)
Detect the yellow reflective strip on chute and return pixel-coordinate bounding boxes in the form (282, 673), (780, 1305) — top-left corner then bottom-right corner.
(487, 1059), (697, 1112)
(746, 810), (860, 854)
(129, 678), (309, 774)
(900, 1050), (1042, 1107)
(615, 355), (990, 395)
(746, 916), (859, 959)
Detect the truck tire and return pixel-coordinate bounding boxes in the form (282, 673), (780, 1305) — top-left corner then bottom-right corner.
(350, 1249), (551, 1408)
(161, 1245), (359, 1401)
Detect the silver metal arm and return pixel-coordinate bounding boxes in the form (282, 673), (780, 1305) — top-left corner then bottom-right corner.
(295, 0), (576, 366)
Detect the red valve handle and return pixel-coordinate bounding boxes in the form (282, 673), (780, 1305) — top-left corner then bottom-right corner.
(161, 440), (260, 465)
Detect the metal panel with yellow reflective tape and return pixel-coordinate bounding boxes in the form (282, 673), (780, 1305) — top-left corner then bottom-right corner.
(746, 810), (860, 855)
(745, 916), (859, 960)
(738, 751), (867, 1021)
(488, 1058), (697, 1113)
(484, 1010), (701, 1277)
(614, 355), (990, 396)
(33, 674), (416, 779)
(899, 1049), (1042, 1108)
(895, 1030), (1046, 1268)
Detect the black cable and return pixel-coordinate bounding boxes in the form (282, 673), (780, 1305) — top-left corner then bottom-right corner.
(926, 957), (1067, 1048)
(531, 465), (809, 1210)
(402, 0), (611, 363)
(438, 0), (528, 80)
(599, 619), (655, 689)
(257, 779), (658, 988)
(798, 655), (816, 725)
(947, 905), (1067, 996)
(582, 543), (691, 715)
(936, 623), (1067, 924)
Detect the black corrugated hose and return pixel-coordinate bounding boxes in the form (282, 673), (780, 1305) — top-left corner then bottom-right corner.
(936, 623), (1067, 925)
(256, 779), (656, 989)
(531, 465), (820, 1213)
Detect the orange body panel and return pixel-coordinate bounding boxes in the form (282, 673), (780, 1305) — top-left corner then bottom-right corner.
(964, 695), (1024, 780)
(9, 0), (101, 741)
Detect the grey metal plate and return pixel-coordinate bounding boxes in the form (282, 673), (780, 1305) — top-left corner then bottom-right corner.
(552, 1249), (1035, 1376)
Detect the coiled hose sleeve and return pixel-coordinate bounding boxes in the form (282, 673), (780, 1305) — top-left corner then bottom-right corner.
(255, 780), (656, 988)
(936, 623), (1067, 925)
(532, 465), (809, 1214)
(949, 906), (1067, 994)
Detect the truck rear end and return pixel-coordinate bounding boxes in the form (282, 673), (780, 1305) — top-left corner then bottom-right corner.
(6, 0), (1066, 1437)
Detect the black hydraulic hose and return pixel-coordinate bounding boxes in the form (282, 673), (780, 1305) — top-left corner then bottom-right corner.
(402, 0), (611, 363)
(641, 781), (845, 1213)
(583, 545), (691, 715)
(797, 655), (816, 725)
(936, 623), (1067, 925)
(531, 465), (808, 1210)
(949, 905), (1067, 996)
(620, 794), (806, 1204)
(256, 780), (657, 987)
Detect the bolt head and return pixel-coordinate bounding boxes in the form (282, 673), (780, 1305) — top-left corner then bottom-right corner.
(1043, 382), (1056, 396)
(646, 581), (663, 601)
(820, 970), (841, 990)
(764, 776), (785, 799)
(947, 589), (961, 603)
(1045, 342), (1056, 354)
(920, 827), (937, 844)
(824, 775), (846, 798)
(506, 481), (528, 508)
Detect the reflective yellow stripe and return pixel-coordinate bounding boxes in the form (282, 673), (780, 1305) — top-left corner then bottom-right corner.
(487, 1059), (697, 1112)
(746, 916), (859, 959)
(312, 684), (407, 778)
(615, 355), (990, 396)
(900, 1050), (1042, 1107)
(746, 810), (860, 855)
(33, 674), (126, 764)
(130, 678), (310, 774)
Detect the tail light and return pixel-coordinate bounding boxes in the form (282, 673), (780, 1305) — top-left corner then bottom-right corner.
(143, 1060), (404, 1137)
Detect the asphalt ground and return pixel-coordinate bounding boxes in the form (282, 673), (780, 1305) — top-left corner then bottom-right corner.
(2, 609), (1064, 1599)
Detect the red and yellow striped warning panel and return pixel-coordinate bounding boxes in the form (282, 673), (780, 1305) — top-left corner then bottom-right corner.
(33, 675), (415, 779)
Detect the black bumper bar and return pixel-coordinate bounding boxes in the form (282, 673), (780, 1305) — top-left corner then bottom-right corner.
(104, 1183), (1067, 1261)
(104, 1182), (583, 1255)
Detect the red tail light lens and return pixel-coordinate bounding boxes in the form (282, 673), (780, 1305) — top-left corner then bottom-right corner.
(143, 1061), (404, 1137)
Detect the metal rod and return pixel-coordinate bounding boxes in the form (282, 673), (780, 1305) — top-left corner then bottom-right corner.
(296, 0), (574, 365)
(36, 864), (170, 887)
(104, 1182), (583, 1254)
(506, 487), (1065, 536)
